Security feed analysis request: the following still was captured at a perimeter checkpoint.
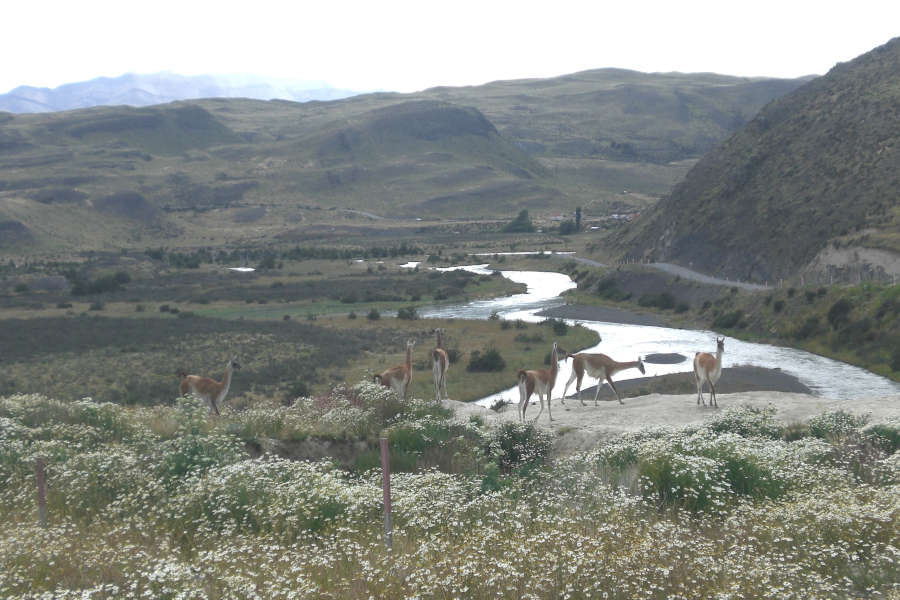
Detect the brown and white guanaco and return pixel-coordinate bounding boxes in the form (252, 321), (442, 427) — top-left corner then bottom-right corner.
(177, 355), (240, 416)
(432, 328), (449, 402)
(562, 352), (645, 406)
(694, 337), (724, 408)
(374, 339), (416, 399)
(517, 341), (560, 422)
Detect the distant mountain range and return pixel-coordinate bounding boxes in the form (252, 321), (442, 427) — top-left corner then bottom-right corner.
(618, 37), (900, 283)
(0, 72), (360, 113)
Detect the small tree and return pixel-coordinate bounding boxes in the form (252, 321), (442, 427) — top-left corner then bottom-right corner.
(827, 298), (853, 330)
(575, 206), (582, 231)
(558, 220), (577, 235)
(397, 306), (418, 320)
(502, 210), (535, 233)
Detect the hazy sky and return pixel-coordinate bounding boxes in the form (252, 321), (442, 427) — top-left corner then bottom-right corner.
(3, 0), (898, 94)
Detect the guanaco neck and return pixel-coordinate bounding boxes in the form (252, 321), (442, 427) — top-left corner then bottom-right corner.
(405, 344), (412, 373)
(613, 359), (641, 372)
(436, 330), (443, 349)
(549, 346), (559, 380)
(220, 363), (234, 397)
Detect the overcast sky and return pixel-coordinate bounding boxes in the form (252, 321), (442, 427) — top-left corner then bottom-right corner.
(3, 0), (898, 94)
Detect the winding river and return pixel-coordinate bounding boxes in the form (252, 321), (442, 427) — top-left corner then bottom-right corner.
(419, 265), (900, 407)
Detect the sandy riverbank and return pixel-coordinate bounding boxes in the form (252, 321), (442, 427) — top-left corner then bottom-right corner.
(446, 390), (900, 456)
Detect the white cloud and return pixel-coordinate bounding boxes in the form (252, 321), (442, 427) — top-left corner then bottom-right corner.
(2, 0), (897, 93)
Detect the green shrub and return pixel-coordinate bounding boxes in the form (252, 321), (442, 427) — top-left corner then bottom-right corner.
(397, 306), (418, 320)
(637, 452), (724, 512)
(865, 422), (900, 454)
(485, 422), (552, 473)
(594, 276), (631, 301)
(794, 316), (821, 340)
(558, 219), (577, 235)
(707, 405), (781, 439)
(827, 298), (853, 329)
(47, 450), (150, 520)
(466, 347), (506, 372)
(781, 422), (809, 441)
(543, 318), (568, 336)
(168, 459), (364, 540)
(502, 209), (535, 233)
(638, 292), (676, 310)
(710, 447), (786, 500)
(773, 300), (785, 313)
(389, 421), (451, 456)
(713, 310), (744, 329)
(833, 318), (874, 346)
(367, 308), (381, 320)
(155, 432), (247, 484)
(480, 461), (504, 491)
(807, 410), (870, 440)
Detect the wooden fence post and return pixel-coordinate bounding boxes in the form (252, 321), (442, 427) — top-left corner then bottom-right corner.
(380, 437), (393, 551)
(36, 457), (47, 527)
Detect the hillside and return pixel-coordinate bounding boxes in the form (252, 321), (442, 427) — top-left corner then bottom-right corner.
(420, 69), (809, 164)
(617, 38), (900, 284)
(0, 69), (807, 253)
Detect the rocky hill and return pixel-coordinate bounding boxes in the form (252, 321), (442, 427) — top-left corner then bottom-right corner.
(618, 38), (900, 284)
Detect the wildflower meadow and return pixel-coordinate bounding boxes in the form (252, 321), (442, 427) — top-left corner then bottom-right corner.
(1, 389), (898, 599)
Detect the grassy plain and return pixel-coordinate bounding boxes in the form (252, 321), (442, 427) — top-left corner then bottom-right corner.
(0, 246), (601, 405)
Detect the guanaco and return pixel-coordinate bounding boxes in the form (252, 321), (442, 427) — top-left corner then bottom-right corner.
(518, 341), (560, 422)
(694, 337), (724, 408)
(374, 339), (416, 399)
(177, 355), (240, 415)
(432, 328), (449, 402)
(562, 352), (645, 405)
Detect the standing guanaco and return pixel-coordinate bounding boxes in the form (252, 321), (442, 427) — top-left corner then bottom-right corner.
(694, 337), (724, 408)
(177, 355), (240, 416)
(432, 329), (449, 402)
(374, 339), (416, 399)
(518, 341), (560, 422)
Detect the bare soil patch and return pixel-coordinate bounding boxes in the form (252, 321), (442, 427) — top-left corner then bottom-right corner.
(447, 388), (900, 457)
